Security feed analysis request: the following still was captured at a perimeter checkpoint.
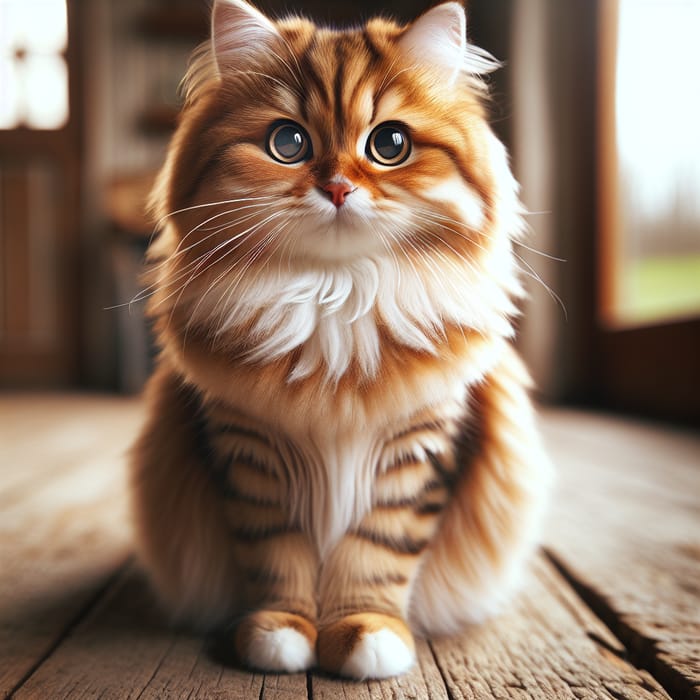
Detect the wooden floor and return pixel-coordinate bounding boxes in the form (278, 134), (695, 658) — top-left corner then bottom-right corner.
(1, 395), (698, 699)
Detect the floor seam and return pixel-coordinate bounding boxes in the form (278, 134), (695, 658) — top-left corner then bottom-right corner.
(6, 557), (131, 699)
(544, 548), (694, 700)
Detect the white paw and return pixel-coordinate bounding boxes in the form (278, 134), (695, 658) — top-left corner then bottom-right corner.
(340, 628), (415, 680)
(246, 626), (316, 673)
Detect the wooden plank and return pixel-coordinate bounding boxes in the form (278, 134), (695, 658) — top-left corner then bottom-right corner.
(13, 566), (268, 700)
(2, 398), (695, 698)
(259, 673), (310, 700)
(430, 556), (670, 699)
(0, 395), (141, 698)
(0, 394), (142, 504)
(17, 557), (670, 700)
(14, 561), (448, 700)
(541, 409), (700, 699)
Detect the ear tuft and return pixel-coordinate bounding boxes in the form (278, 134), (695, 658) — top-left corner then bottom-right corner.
(398, 2), (467, 82)
(212, 0), (279, 73)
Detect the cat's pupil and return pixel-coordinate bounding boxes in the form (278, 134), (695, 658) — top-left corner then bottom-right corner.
(367, 122), (411, 166)
(275, 128), (303, 157)
(266, 121), (311, 164)
(376, 130), (403, 158)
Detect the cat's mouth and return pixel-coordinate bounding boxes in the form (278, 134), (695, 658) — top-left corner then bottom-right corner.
(281, 209), (384, 263)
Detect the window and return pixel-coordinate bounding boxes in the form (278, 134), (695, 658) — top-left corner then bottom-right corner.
(600, 0), (700, 327)
(0, 0), (69, 130)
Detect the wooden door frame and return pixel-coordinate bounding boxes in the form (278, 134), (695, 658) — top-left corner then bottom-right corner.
(594, 0), (700, 426)
(0, 0), (83, 387)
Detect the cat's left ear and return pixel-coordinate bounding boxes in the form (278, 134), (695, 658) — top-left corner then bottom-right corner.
(212, 0), (280, 72)
(398, 2), (466, 82)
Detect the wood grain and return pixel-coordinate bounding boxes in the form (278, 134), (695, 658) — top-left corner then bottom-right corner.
(13, 566), (270, 700)
(0, 395), (142, 698)
(2, 397), (699, 698)
(541, 409), (700, 698)
(430, 557), (669, 700)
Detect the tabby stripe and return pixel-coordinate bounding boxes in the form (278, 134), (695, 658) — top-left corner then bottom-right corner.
(300, 38), (330, 108)
(423, 478), (445, 493)
(216, 423), (272, 448)
(374, 497), (421, 510)
(373, 499), (446, 518)
(352, 528), (429, 555)
(361, 29), (382, 66)
(414, 134), (490, 208)
(427, 451), (457, 483)
(374, 478), (444, 509)
(383, 452), (425, 473)
(391, 419), (446, 442)
(333, 41), (346, 133)
(222, 484), (280, 507)
(360, 572), (409, 587)
(230, 525), (300, 543)
(227, 450), (278, 476)
(415, 502), (445, 516)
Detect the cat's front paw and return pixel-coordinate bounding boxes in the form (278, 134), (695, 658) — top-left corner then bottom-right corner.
(317, 613), (416, 679)
(234, 610), (317, 673)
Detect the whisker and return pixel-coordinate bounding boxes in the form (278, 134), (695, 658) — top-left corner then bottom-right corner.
(122, 211), (277, 310)
(233, 69), (303, 99)
(155, 195), (278, 229)
(513, 239), (566, 262)
(152, 211), (287, 324)
(409, 211), (567, 319)
(210, 219), (291, 331)
(267, 42), (305, 93)
(122, 204), (284, 310)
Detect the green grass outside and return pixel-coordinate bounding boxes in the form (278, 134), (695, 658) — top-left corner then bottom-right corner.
(618, 253), (700, 324)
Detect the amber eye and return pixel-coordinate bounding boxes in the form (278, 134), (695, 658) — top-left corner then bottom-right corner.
(266, 121), (312, 164)
(366, 122), (411, 166)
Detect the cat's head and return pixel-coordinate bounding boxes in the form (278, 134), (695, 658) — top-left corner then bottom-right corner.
(148, 0), (523, 354)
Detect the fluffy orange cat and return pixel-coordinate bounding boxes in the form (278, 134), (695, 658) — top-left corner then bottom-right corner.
(130, 0), (552, 680)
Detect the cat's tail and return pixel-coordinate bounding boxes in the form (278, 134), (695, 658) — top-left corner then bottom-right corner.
(409, 344), (553, 635)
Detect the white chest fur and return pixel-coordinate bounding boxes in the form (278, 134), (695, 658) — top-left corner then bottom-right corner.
(201, 253), (518, 384)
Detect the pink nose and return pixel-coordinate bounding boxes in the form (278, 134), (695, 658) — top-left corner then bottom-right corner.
(322, 181), (354, 207)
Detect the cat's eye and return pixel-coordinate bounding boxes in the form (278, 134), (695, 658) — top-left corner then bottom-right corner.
(266, 121), (312, 164)
(366, 122), (411, 166)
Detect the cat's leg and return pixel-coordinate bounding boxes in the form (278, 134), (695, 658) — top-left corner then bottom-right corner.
(204, 406), (319, 673)
(225, 529), (318, 673)
(131, 367), (319, 672)
(410, 345), (553, 635)
(316, 409), (463, 679)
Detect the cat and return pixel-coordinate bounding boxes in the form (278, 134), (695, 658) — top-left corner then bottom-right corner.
(129, 0), (552, 680)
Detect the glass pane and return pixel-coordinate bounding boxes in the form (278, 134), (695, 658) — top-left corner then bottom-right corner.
(23, 54), (68, 129)
(0, 57), (20, 128)
(0, 0), (67, 53)
(0, 0), (68, 130)
(0, 1), (21, 53)
(605, 0), (700, 326)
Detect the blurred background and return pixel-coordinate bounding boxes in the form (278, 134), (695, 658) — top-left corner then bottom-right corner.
(0, 0), (698, 427)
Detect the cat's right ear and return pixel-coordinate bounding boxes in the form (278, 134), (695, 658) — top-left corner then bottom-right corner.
(212, 0), (280, 72)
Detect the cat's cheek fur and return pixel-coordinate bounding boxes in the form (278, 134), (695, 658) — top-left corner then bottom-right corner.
(424, 177), (486, 231)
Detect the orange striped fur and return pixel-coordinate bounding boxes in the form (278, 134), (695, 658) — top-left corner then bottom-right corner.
(130, 0), (552, 679)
